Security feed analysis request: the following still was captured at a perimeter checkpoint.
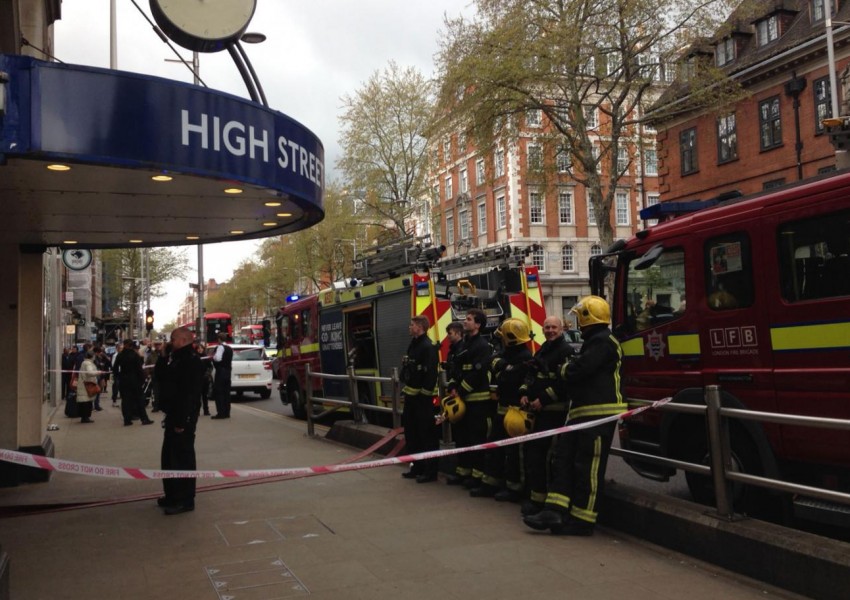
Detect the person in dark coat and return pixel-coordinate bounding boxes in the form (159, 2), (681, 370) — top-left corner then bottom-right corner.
(113, 339), (154, 426)
(157, 327), (204, 515)
(400, 315), (440, 483)
(211, 332), (233, 419)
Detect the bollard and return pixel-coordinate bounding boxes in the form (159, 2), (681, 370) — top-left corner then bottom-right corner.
(390, 367), (401, 430)
(347, 366), (363, 423)
(305, 364), (315, 438)
(705, 385), (734, 519)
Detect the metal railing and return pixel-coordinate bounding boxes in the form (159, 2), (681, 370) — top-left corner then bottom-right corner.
(303, 364), (402, 437)
(613, 385), (850, 520)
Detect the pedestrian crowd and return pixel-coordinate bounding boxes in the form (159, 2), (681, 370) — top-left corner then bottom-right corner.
(399, 295), (624, 537)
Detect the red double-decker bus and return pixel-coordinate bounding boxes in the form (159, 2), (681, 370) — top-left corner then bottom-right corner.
(180, 312), (233, 346)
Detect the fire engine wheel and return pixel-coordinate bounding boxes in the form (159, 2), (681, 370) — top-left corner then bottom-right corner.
(682, 425), (770, 518)
(288, 383), (308, 420)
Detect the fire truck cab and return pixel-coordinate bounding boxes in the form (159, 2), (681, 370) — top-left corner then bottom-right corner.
(275, 237), (546, 421)
(592, 172), (850, 524)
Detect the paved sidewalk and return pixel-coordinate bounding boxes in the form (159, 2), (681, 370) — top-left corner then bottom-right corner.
(0, 401), (805, 600)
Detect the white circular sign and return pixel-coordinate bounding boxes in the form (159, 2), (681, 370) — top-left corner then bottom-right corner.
(62, 248), (93, 271)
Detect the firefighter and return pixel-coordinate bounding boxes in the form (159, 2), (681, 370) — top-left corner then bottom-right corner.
(471, 318), (533, 499)
(400, 315), (440, 483)
(519, 315), (575, 515)
(523, 296), (624, 536)
(445, 308), (493, 488)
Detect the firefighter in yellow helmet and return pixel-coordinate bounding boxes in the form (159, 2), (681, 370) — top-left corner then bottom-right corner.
(470, 318), (533, 499)
(523, 295), (624, 536)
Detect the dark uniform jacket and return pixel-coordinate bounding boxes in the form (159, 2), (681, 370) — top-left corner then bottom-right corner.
(558, 325), (624, 423)
(521, 335), (575, 412)
(401, 333), (439, 397)
(491, 344), (532, 411)
(444, 338), (463, 393)
(453, 333), (492, 402)
(160, 344), (204, 429)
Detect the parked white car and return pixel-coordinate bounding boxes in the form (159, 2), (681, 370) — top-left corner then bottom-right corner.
(229, 344), (273, 399)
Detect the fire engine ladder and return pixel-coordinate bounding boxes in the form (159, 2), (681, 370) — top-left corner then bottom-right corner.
(436, 243), (539, 274)
(352, 234), (445, 283)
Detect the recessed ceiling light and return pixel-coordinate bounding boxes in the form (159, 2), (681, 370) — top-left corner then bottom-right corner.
(276, 212), (293, 218)
(63, 240), (78, 245)
(47, 164), (71, 171)
(186, 235), (200, 240)
(129, 239), (143, 243)
(224, 188), (243, 194)
(263, 222), (277, 227)
(229, 230), (244, 235)
(264, 201), (282, 207)
(152, 174), (173, 182)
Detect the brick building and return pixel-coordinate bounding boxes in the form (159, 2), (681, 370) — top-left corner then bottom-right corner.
(653, 0), (850, 201)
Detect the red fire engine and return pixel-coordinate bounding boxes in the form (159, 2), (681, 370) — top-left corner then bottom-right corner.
(590, 171), (850, 524)
(274, 236), (546, 421)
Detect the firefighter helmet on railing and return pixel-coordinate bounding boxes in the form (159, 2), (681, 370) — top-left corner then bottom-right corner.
(495, 317), (531, 346)
(571, 295), (611, 328)
(441, 395), (466, 423)
(503, 406), (535, 437)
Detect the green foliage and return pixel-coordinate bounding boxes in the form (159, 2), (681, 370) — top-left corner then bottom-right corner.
(433, 0), (743, 246)
(338, 61), (435, 237)
(101, 247), (190, 312)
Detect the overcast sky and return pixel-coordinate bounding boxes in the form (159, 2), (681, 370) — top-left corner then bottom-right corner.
(54, 0), (474, 326)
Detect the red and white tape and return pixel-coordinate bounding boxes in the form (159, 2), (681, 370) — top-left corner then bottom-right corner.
(0, 398), (670, 480)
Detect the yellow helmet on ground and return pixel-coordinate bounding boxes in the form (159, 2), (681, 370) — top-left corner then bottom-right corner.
(571, 295), (611, 328)
(503, 406), (536, 437)
(495, 318), (531, 346)
(441, 396), (466, 423)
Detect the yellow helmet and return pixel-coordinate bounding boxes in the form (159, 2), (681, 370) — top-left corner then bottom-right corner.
(495, 318), (531, 346)
(441, 396), (466, 423)
(571, 295), (610, 328)
(503, 406), (536, 437)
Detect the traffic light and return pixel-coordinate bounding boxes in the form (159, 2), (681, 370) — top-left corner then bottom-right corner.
(145, 309), (154, 332)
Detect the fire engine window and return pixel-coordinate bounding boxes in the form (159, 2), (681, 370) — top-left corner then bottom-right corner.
(778, 210), (850, 301)
(705, 234), (753, 310)
(279, 316), (290, 344)
(301, 309), (312, 338)
(625, 248), (687, 332)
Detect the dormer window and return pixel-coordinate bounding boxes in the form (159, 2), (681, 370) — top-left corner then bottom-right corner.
(812, 0), (837, 23)
(716, 38), (736, 66)
(756, 15), (780, 46)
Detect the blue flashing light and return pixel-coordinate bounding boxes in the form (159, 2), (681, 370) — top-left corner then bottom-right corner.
(286, 294), (300, 303)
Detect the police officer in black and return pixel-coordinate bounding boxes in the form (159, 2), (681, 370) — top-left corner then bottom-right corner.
(519, 315), (575, 515)
(446, 308), (493, 489)
(524, 296), (624, 536)
(158, 327), (204, 515)
(400, 315), (440, 483)
(211, 332), (233, 419)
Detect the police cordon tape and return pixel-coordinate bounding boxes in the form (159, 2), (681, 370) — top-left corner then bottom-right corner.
(0, 397), (670, 481)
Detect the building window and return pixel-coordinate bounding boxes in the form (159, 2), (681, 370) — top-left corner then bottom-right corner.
(812, 0), (835, 22)
(759, 96), (782, 150)
(763, 178), (785, 190)
(556, 147), (571, 172)
(494, 148), (505, 178)
(561, 245), (575, 271)
(477, 200), (486, 234)
(584, 105), (598, 129)
(443, 138), (451, 163)
(717, 113), (737, 163)
(680, 127), (698, 175)
(526, 109), (542, 127)
(756, 15), (779, 47)
(529, 191), (544, 224)
(558, 191), (573, 224)
(815, 77), (832, 134)
(475, 158), (485, 185)
(446, 214), (454, 245)
(591, 144), (602, 173)
(588, 199), (597, 225)
(445, 176), (453, 201)
(644, 148), (658, 175)
(645, 193), (660, 226)
(528, 144), (543, 170)
(715, 38), (735, 66)
(617, 147), (629, 174)
(616, 191), (630, 226)
(460, 168), (468, 194)
(458, 131), (467, 155)
(459, 209), (470, 240)
(496, 194), (506, 229)
(531, 246), (545, 271)
(591, 244), (602, 256)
